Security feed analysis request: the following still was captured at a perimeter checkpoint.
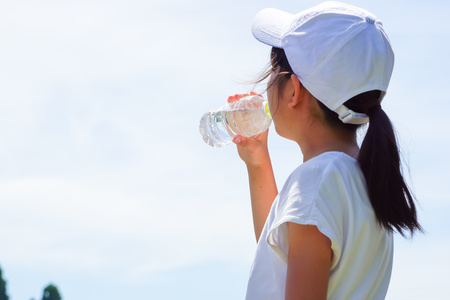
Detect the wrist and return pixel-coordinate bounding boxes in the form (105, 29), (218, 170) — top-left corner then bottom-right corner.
(246, 155), (273, 172)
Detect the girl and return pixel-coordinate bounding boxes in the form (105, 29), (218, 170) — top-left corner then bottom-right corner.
(229, 2), (422, 299)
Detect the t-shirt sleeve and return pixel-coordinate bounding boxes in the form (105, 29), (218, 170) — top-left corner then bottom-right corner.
(266, 162), (344, 269)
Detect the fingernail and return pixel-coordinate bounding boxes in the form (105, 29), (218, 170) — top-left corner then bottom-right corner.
(234, 137), (241, 144)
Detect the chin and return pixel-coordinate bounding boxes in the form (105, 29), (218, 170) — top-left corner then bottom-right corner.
(274, 126), (287, 139)
(274, 126), (296, 142)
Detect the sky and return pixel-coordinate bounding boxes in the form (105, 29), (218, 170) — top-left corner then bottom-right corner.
(0, 0), (449, 299)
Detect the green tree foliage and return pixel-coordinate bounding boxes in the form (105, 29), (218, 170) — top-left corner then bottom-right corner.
(0, 267), (9, 300)
(42, 284), (61, 300)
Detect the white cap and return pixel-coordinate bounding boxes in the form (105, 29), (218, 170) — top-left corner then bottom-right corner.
(251, 1), (394, 124)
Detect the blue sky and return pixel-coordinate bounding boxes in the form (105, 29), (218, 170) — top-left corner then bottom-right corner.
(0, 0), (448, 299)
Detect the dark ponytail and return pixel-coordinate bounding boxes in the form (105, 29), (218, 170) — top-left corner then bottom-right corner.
(346, 91), (423, 237)
(319, 90), (422, 236)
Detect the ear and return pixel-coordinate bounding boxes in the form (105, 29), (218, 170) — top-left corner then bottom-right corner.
(287, 74), (302, 109)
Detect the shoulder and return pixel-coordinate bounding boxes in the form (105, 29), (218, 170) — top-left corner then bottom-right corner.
(283, 152), (361, 193)
(275, 151), (366, 225)
(299, 151), (358, 174)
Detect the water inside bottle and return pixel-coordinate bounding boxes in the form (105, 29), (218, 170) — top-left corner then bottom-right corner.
(199, 104), (271, 148)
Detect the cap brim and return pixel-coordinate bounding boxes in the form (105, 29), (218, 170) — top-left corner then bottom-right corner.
(251, 8), (294, 49)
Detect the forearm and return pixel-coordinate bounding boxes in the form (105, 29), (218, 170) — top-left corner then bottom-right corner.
(247, 159), (278, 242)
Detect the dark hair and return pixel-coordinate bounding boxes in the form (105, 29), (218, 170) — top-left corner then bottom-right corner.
(253, 47), (294, 94)
(261, 47), (422, 237)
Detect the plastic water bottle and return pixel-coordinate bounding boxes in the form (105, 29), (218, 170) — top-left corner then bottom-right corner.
(199, 95), (272, 148)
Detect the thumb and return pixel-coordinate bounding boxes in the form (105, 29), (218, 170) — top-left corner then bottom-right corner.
(232, 135), (246, 146)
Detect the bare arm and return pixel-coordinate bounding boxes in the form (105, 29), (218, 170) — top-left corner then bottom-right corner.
(229, 93), (278, 242)
(243, 140), (278, 241)
(285, 223), (332, 300)
(233, 131), (278, 242)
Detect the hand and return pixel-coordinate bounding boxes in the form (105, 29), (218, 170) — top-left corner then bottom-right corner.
(226, 91), (262, 103)
(227, 92), (271, 168)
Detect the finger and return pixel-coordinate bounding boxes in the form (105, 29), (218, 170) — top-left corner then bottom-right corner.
(227, 93), (250, 103)
(250, 91), (263, 97)
(233, 134), (263, 149)
(227, 94), (239, 103)
(236, 93), (249, 100)
(227, 95), (239, 103)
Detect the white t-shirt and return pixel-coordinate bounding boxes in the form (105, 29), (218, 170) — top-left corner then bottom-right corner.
(246, 152), (393, 300)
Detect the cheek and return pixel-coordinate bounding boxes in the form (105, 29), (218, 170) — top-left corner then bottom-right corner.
(267, 87), (278, 117)
(268, 97), (276, 116)
(272, 116), (285, 138)
(267, 71), (282, 117)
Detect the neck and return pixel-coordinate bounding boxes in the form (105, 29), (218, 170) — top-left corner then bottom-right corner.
(296, 123), (359, 162)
